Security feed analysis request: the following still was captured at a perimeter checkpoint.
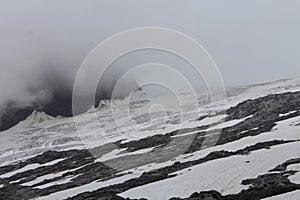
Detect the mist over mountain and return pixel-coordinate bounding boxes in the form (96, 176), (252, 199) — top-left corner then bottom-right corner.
(0, 48), (210, 131)
(1, 1), (300, 131)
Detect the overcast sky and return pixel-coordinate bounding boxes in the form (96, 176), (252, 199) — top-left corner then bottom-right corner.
(0, 0), (300, 106)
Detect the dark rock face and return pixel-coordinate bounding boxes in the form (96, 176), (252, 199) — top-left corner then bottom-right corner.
(224, 172), (300, 200)
(170, 191), (223, 200)
(0, 103), (34, 131)
(115, 134), (173, 152)
(187, 91), (300, 153)
(0, 149), (125, 199)
(226, 92), (300, 120)
(270, 158), (300, 172)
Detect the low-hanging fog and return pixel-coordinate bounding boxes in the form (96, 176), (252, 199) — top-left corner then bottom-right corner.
(1, 0), (300, 130)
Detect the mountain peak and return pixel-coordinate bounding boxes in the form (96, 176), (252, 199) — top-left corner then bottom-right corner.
(25, 109), (53, 124)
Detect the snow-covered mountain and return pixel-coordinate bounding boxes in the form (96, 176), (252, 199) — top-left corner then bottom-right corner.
(1, 77), (300, 200)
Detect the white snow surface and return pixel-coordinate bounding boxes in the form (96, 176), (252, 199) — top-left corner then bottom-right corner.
(263, 190), (300, 200)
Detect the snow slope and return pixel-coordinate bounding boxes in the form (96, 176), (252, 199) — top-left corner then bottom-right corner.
(0, 76), (300, 200)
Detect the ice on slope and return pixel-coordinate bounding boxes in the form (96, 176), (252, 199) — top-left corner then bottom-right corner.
(1, 77), (300, 166)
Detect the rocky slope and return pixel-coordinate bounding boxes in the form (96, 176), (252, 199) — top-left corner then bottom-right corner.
(0, 77), (300, 200)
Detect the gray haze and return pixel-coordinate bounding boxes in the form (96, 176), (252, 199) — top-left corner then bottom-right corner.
(0, 0), (300, 108)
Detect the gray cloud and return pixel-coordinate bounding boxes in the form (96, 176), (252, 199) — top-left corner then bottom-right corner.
(0, 0), (300, 109)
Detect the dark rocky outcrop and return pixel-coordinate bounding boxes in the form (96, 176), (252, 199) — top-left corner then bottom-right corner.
(170, 190), (223, 200)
